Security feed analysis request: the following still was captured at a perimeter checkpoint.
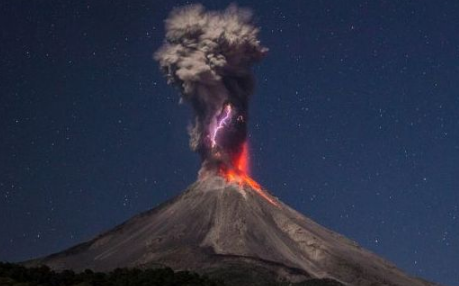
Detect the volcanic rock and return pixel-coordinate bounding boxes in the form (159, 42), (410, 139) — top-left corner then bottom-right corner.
(27, 176), (438, 286)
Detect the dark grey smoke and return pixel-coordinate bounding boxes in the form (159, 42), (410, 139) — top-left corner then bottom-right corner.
(154, 4), (267, 175)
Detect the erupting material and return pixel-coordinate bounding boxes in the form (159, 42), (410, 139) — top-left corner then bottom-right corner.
(219, 142), (279, 206)
(155, 4), (267, 178)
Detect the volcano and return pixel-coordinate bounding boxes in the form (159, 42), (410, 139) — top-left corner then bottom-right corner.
(28, 175), (436, 286)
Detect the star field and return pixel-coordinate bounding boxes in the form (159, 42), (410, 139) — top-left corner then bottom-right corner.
(0, 1), (458, 285)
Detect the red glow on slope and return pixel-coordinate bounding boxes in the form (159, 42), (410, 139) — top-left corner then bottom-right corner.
(221, 142), (278, 207)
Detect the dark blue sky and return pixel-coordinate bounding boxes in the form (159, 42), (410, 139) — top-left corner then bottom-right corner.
(1, 1), (458, 285)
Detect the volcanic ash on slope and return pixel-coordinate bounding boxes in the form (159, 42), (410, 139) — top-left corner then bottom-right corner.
(31, 176), (436, 286)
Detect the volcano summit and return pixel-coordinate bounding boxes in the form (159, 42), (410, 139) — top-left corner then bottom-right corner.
(30, 175), (435, 286)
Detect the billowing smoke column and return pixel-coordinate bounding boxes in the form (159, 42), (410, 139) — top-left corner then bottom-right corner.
(155, 4), (267, 179)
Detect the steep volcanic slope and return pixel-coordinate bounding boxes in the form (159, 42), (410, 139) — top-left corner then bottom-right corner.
(30, 176), (437, 286)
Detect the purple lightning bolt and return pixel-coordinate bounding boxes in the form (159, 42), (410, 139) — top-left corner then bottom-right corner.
(211, 105), (232, 148)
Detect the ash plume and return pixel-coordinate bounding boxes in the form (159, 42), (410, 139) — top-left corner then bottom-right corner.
(154, 4), (267, 177)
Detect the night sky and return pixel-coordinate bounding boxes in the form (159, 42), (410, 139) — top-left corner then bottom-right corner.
(1, 1), (458, 285)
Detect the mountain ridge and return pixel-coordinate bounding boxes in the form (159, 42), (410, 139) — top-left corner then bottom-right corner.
(26, 176), (440, 286)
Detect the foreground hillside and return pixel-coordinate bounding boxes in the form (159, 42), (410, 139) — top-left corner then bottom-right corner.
(0, 262), (344, 286)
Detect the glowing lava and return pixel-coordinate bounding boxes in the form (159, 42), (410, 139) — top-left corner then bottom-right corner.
(221, 142), (279, 207)
(209, 104), (278, 207)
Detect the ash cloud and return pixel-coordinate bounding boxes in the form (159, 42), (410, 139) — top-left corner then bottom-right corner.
(155, 4), (267, 175)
